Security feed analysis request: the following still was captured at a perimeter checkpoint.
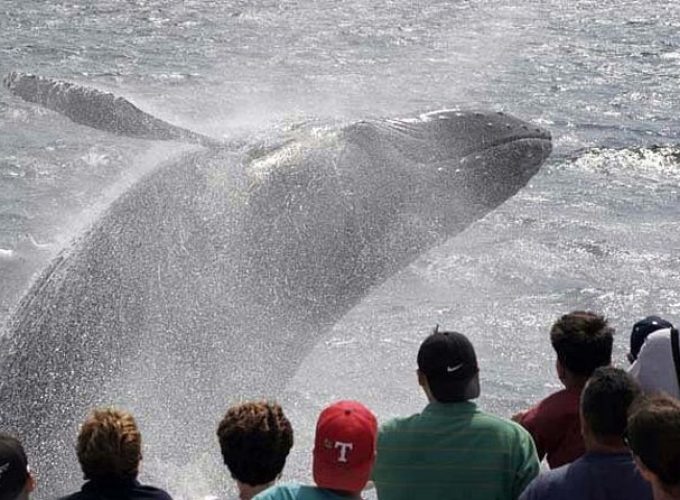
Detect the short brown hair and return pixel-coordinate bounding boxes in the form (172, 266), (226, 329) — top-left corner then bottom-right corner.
(550, 311), (613, 376)
(217, 401), (293, 486)
(76, 408), (142, 482)
(581, 367), (641, 439)
(628, 395), (680, 490)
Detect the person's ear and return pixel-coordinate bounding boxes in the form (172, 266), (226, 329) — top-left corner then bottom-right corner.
(464, 373), (481, 400)
(26, 471), (36, 493)
(556, 358), (566, 380)
(417, 369), (435, 401)
(578, 405), (588, 440)
(417, 369), (427, 387)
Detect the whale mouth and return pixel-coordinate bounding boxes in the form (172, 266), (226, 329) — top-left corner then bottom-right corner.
(466, 134), (552, 162)
(369, 110), (552, 167)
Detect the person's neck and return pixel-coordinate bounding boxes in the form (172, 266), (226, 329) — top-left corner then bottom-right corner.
(651, 481), (680, 500)
(237, 481), (274, 500)
(584, 435), (629, 454)
(323, 488), (362, 498)
(561, 373), (588, 391)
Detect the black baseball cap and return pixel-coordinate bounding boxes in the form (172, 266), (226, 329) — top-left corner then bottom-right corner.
(629, 316), (673, 362)
(417, 328), (480, 402)
(0, 434), (29, 500)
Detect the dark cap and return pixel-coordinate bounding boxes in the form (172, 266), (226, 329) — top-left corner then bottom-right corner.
(629, 316), (673, 362)
(417, 328), (480, 402)
(0, 434), (29, 500)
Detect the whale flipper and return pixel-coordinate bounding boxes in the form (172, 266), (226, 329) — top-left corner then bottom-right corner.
(3, 71), (223, 147)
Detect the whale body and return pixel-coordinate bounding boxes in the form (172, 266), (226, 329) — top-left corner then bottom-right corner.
(0, 77), (551, 496)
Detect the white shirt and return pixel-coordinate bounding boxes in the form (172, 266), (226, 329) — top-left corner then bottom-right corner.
(628, 328), (680, 398)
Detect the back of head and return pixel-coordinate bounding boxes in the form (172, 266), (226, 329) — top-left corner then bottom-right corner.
(76, 408), (141, 483)
(313, 400), (377, 494)
(581, 367), (641, 440)
(550, 311), (613, 377)
(417, 327), (480, 403)
(216, 401), (293, 487)
(0, 434), (29, 500)
(628, 395), (680, 492)
(629, 316), (673, 362)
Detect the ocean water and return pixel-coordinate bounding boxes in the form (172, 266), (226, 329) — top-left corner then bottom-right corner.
(2, 0), (680, 498)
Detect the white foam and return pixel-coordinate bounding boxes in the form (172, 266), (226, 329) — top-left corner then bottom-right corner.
(0, 248), (14, 259)
(570, 147), (680, 180)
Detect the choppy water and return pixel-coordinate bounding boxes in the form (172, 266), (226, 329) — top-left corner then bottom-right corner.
(2, 0), (680, 498)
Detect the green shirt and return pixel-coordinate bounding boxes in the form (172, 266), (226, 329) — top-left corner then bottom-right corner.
(372, 401), (539, 500)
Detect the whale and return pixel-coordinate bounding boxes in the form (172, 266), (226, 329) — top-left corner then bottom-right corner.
(0, 75), (552, 496)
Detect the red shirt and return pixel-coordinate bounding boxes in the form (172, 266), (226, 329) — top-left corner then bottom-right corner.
(518, 388), (585, 468)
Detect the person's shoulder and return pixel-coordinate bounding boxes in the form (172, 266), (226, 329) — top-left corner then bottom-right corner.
(136, 483), (174, 500)
(519, 465), (568, 500)
(57, 494), (84, 500)
(538, 388), (579, 406)
(475, 410), (535, 440)
(379, 411), (423, 433)
(520, 459), (580, 499)
(253, 482), (303, 500)
(528, 388), (580, 418)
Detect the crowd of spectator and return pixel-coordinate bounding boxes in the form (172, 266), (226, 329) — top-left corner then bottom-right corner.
(2, 311), (680, 500)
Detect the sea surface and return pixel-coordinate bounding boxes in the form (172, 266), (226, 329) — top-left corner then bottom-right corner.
(2, 0), (680, 498)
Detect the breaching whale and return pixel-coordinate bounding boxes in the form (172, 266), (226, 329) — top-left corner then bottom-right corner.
(1, 74), (552, 496)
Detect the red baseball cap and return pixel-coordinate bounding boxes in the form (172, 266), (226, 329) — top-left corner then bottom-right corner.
(313, 400), (377, 493)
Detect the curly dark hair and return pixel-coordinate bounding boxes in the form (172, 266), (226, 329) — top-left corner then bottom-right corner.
(76, 408), (141, 482)
(550, 311), (614, 377)
(628, 395), (680, 490)
(217, 401), (293, 486)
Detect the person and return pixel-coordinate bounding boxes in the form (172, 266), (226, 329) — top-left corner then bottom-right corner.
(627, 395), (680, 500)
(519, 367), (652, 500)
(628, 316), (680, 398)
(216, 401), (294, 499)
(253, 400), (377, 500)
(513, 311), (613, 467)
(0, 433), (35, 500)
(371, 327), (539, 500)
(59, 408), (173, 500)
(627, 316), (673, 363)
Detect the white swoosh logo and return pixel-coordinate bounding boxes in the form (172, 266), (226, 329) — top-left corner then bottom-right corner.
(0, 462), (9, 480)
(446, 363), (463, 373)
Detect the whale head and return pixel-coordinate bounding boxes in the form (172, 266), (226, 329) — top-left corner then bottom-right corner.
(348, 110), (552, 238)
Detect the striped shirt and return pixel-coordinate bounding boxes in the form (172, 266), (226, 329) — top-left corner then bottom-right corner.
(372, 401), (539, 500)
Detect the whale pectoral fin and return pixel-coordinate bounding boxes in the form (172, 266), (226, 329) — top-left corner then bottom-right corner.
(4, 71), (224, 147)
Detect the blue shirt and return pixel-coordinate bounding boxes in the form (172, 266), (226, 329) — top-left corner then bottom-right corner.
(254, 483), (356, 500)
(519, 451), (653, 500)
